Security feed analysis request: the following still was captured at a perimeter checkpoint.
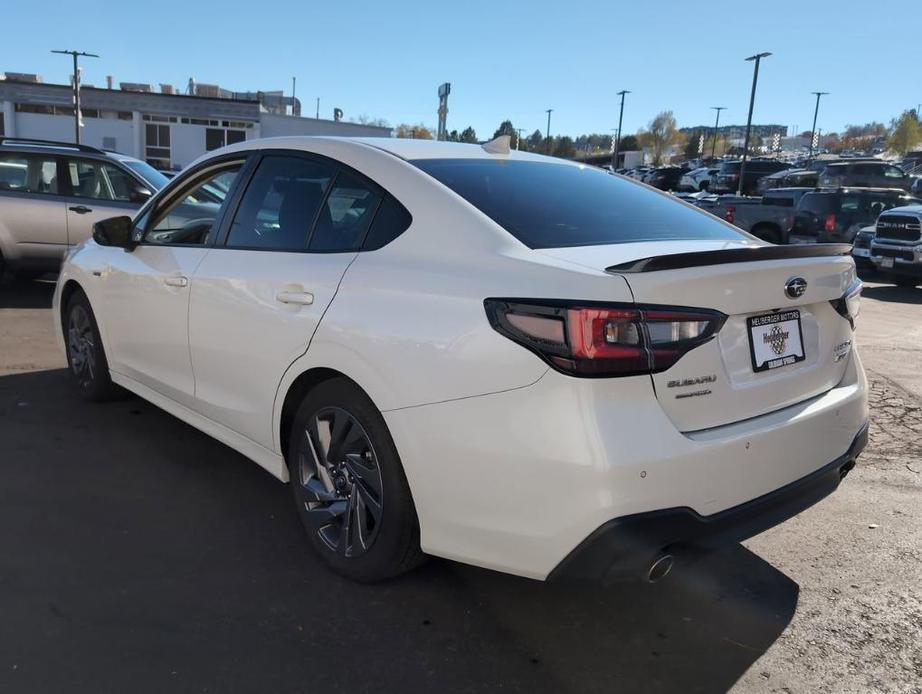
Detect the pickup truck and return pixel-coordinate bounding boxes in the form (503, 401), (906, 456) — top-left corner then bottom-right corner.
(869, 205), (922, 288)
(691, 187), (812, 244)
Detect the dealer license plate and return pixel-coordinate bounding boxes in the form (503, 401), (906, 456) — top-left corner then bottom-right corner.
(747, 310), (806, 372)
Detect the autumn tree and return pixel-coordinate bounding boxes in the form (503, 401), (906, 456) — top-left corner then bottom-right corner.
(637, 111), (681, 165)
(887, 111), (922, 155)
(394, 123), (434, 139)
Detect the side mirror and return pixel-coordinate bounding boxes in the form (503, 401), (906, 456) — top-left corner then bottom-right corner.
(130, 185), (153, 204)
(93, 216), (136, 250)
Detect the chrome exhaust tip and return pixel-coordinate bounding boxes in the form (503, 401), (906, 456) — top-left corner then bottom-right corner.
(647, 554), (674, 583)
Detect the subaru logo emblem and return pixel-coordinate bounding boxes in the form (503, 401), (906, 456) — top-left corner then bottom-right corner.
(785, 277), (808, 299)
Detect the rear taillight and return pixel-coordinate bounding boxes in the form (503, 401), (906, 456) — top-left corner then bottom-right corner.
(725, 206), (736, 224)
(484, 299), (726, 378)
(830, 279), (862, 329)
(825, 214), (837, 232)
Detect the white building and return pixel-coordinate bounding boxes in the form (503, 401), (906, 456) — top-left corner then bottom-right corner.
(0, 74), (391, 171)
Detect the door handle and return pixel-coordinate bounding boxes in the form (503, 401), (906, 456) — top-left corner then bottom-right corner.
(276, 290), (314, 306)
(164, 275), (189, 288)
(69, 205), (93, 214)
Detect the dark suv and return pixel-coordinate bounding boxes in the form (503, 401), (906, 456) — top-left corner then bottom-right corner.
(789, 188), (921, 244)
(645, 166), (688, 191)
(818, 160), (911, 191)
(710, 159), (790, 195)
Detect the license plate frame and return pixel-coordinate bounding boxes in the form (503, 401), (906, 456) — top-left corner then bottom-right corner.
(747, 310), (806, 373)
(881, 256), (895, 269)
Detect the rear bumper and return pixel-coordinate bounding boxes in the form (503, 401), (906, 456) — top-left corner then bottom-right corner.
(548, 422), (868, 584)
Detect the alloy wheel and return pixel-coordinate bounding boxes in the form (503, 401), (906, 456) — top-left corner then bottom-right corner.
(299, 407), (384, 557)
(67, 305), (96, 389)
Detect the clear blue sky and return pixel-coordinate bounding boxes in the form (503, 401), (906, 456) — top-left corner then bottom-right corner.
(3, 0), (919, 138)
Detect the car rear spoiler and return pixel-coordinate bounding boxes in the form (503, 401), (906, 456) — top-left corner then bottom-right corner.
(606, 244), (853, 274)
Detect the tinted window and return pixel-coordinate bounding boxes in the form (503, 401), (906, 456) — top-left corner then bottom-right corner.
(226, 156), (335, 251)
(412, 159), (746, 249)
(719, 162), (741, 174)
(884, 166), (905, 179)
(798, 194), (838, 214)
(0, 153), (58, 194)
(145, 165), (242, 245)
(762, 195), (794, 207)
(66, 159), (137, 201)
(363, 195), (412, 250)
(309, 171), (381, 252)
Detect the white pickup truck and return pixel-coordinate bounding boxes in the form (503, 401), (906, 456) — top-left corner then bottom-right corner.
(869, 205), (922, 288)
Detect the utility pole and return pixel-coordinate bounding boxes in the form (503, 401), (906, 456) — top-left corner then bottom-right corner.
(545, 109), (553, 154)
(515, 128), (526, 150)
(710, 106), (726, 158)
(738, 52), (771, 196)
(291, 76), (296, 116)
(612, 90), (630, 170)
(51, 49), (99, 144)
(316, 97), (320, 119)
(808, 91), (829, 159)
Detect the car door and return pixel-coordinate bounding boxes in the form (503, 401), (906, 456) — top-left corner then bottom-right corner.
(100, 159), (246, 407)
(61, 157), (149, 247)
(188, 153), (381, 448)
(0, 151), (68, 270)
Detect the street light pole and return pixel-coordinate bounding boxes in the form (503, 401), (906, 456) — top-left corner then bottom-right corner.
(515, 128), (526, 150)
(612, 90), (630, 170)
(809, 91), (829, 159)
(51, 49), (99, 145)
(545, 109), (553, 154)
(710, 106), (726, 159)
(738, 52), (771, 196)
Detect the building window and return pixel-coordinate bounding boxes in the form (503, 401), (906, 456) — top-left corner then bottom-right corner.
(206, 128), (247, 151)
(0, 112), (4, 136)
(15, 103), (53, 114)
(143, 114), (177, 123)
(145, 123), (171, 169)
(102, 136), (117, 151)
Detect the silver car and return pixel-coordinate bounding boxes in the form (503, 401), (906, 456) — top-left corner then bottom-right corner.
(0, 138), (168, 278)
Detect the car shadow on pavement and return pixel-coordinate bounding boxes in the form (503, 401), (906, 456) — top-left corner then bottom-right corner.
(0, 368), (797, 694)
(861, 284), (922, 305)
(0, 276), (55, 309)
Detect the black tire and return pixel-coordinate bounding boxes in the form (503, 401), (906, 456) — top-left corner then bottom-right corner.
(63, 290), (119, 401)
(287, 377), (424, 582)
(752, 225), (781, 244)
(699, 180), (709, 192)
(893, 276), (919, 288)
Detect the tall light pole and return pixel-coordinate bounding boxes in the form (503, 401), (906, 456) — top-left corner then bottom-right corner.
(710, 106), (726, 159)
(738, 52), (771, 196)
(515, 128), (526, 150)
(545, 109), (553, 154)
(612, 90), (630, 170)
(51, 49), (99, 144)
(809, 91), (829, 159)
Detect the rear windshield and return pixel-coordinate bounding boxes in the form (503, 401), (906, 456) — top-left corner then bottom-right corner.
(798, 193), (839, 214)
(410, 159), (746, 249)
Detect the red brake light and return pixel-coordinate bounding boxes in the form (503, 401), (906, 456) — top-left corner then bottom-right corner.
(725, 206), (736, 224)
(825, 214), (836, 232)
(484, 300), (726, 378)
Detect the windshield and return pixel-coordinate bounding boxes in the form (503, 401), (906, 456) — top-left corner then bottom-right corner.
(122, 160), (170, 190)
(411, 158), (746, 249)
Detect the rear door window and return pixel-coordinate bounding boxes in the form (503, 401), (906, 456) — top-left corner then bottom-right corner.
(225, 155), (335, 251)
(0, 153), (59, 194)
(411, 158), (745, 249)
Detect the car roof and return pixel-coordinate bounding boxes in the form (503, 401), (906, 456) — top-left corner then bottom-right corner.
(219, 135), (562, 163)
(0, 137), (146, 164)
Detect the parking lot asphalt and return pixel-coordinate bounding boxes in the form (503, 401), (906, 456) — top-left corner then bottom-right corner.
(0, 277), (919, 694)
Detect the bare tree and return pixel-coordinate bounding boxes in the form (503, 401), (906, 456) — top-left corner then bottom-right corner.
(637, 111), (681, 165)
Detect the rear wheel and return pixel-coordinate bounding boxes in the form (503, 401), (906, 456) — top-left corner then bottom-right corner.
(64, 291), (118, 401)
(287, 377), (424, 582)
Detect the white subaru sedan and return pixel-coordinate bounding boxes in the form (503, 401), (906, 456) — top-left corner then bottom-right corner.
(54, 136), (868, 584)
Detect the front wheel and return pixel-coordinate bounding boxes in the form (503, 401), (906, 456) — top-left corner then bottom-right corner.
(287, 377), (424, 582)
(64, 291), (118, 401)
